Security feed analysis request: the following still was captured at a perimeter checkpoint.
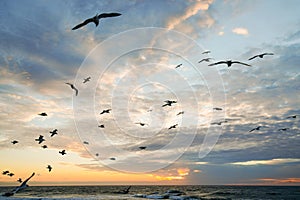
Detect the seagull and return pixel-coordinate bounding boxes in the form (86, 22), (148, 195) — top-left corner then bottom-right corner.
(175, 64), (182, 68)
(177, 111), (184, 115)
(2, 172), (35, 197)
(83, 141), (89, 145)
(213, 107), (223, 111)
(168, 124), (178, 130)
(162, 100), (177, 107)
(198, 58), (213, 63)
(211, 120), (228, 126)
(110, 157), (116, 160)
(249, 126), (262, 132)
(47, 165), (52, 172)
(95, 153), (99, 157)
(278, 128), (289, 131)
(139, 146), (147, 150)
(38, 112), (47, 116)
(35, 135), (45, 144)
(286, 115), (297, 119)
(100, 109), (111, 115)
(98, 124), (105, 128)
(65, 83), (78, 96)
(41, 145), (48, 149)
(72, 12), (122, 30)
(135, 122), (148, 126)
(7, 173), (14, 177)
(248, 53), (274, 60)
(50, 129), (58, 137)
(202, 50), (211, 54)
(17, 178), (22, 183)
(209, 60), (251, 67)
(11, 140), (18, 144)
(2, 171), (9, 175)
(83, 77), (91, 83)
(59, 150), (66, 155)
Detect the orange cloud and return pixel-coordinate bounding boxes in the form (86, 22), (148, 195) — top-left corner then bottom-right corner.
(166, 0), (213, 30)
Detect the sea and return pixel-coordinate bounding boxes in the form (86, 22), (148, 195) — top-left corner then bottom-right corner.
(0, 185), (299, 200)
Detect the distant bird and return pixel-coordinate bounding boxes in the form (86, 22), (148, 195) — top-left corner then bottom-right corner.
(278, 128), (289, 131)
(100, 109), (111, 115)
(177, 111), (184, 115)
(286, 115), (297, 119)
(2, 172), (35, 197)
(147, 108), (153, 112)
(162, 100), (177, 107)
(248, 53), (274, 60)
(198, 58), (213, 63)
(135, 122), (148, 126)
(211, 120), (228, 126)
(11, 140), (18, 144)
(65, 83), (78, 96)
(72, 12), (122, 30)
(2, 171), (9, 175)
(168, 124), (178, 130)
(117, 186), (131, 194)
(83, 141), (89, 145)
(59, 150), (66, 155)
(50, 129), (58, 137)
(249, 126), (262, 132)
(95, 153), (99, 157)
(209, 60), (251, 67)
(41, 145), (48, 149)
(213, 107), (223, 111)
(35, 135), (45, 144)
(98, 124), (105, 128)
(202, 50), (211, 54)
(139, 146), (147, 150)
(17, 178), (22, 183)
(175, 64), (182, 68)
(83, 77), (91, 83)
(38, 112), (47, 116)
(110, 157), (116, 160)
(47, 165), (52, 172)
(7, 173), (14, 177)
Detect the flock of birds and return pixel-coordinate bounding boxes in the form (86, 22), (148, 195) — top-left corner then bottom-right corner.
(2, 11), (298, 197)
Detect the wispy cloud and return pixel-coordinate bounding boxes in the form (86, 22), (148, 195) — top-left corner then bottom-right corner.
(232, 27), (249, 35)
(231, 158), (300, 166)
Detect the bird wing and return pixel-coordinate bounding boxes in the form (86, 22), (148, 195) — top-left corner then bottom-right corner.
(208, 61), (227, 66)
(248, 55), (259, 60)
(72, 18), (94, 30)
(198, 59), (205, 63)
(73, 87), (78, 96)
(232, 61), (251, 66)
(98, 13), (122, 19)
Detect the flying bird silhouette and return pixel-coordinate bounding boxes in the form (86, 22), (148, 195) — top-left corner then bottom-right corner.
(47, 165), (52, 172)
(175, 64), (182, 68)
(35, 135), (45, 144)
(41, 145), (48, 149)
(38, 112), (47, 116)
(213, 107), (223, 111)
(162, 100), (177, 107)
(72, 13), (122, 30)
(7, 173), (14, 177)
(135, 122), (148, 126)
(168, 124), (178, 130)
(59, 150), (66, 155)
(98, 124), (105, 128)
(249, 126), (262, 132)
(211, 120), (228, 126)
(11, 140), (18, 144)
(286, 115), (297, 119)
(202, 50), (211, 54)
(177, 111), (184, 115)
(2, 171), (9, 175)
(198, 58), (213, 63)
(100, 109), (111, 114)
(83, 77), (91, 83)
(278, 128), (289, 131)
(139, 146), (147, 150)
(110, 157), (116, 160)
(2, 172), (35, 197)
(83, 141), (89, 145)
(248, 53), (274, 60)
(17, 178), (22, 183)
(50, 129), (58, 137)
(209, 60), (251, 67)
(65, 83), (78, 96)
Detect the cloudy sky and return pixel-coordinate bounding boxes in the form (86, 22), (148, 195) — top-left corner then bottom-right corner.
(0, 0), (300, 186)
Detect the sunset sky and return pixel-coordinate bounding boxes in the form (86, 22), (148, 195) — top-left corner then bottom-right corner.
(0, 0), (300, 186)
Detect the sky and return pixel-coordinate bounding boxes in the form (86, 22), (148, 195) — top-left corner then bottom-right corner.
(0, 0), (300, 186)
